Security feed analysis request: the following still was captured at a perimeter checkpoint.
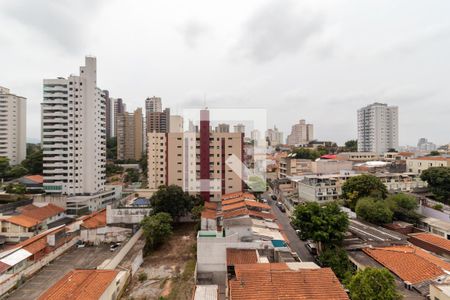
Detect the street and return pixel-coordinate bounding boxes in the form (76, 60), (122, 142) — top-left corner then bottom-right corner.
(266, 197), (315, 262)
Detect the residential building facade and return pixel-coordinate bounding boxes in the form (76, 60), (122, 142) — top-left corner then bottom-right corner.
(0, 86), (26, 165)
(169, 115), (183, 133)
(41, 56), (106, 195)
(286, 119), (313, 145)
(266, 126), (283, 146)
(215, 123), (230, 133)
(233, 123), (245, 135)
(357, 102), (399, 154)
(147, 110), (243, 202)
(278, 157), (312, 178)
(407, 157), (450, 174)
(117, 108), (144, 161)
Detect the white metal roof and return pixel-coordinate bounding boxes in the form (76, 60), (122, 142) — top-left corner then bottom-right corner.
(194, 285), (218, 300)
(0, 249), (32, 266)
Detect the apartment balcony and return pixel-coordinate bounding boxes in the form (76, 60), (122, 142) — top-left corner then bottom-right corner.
(43, 168), (68, 174)
(43, 175), (67, 181)
(42, 130), (68, 136)
(44, 156), (68, 161)
(43, 162), (66, 168)
(42, 105), (68, 110)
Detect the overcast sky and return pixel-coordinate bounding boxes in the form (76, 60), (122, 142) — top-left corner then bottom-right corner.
(1, 0), (449, 146)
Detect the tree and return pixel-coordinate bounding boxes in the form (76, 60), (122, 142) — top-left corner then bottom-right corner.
(387, 148), (397, 153)
(347, 268), (402, 300)
(421, 167), (450, 203)
(0, 157), (11, 179)
(427, 150), (440, 156)
(151, 185), (197, 222)
(106, 137), (117, 160)
(191, 205), (204, 222)
(125, 168), (140, 183)
(342, 174), (388, 209)
(291, 148), (321, 160)
(7, 165), (28, 179)
(141, 212), (173, 253)
(106, 164), (124, 177)
(5, 183), (26, 194)
(139, 153), (148, 175)
(355, 197), (393, 225)
(318, 247), (354, 281)
(386, 193), (421, 224)
(21, 147), (43, 174)
(344, 140), (357, 152)
(291, 202), (349, 250)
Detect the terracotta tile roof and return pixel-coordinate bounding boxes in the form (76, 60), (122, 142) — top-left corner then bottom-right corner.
(398, 152), (414, 157)
(229, 264), (349, 300)
(222, 198), (245, 206)
(244, 200), (271, 210)
(204, 202), (218, 210)
(227, 249), (258, 266)
(223, 208), (249, 219)
(81, 209), (106, 229)
(201, 210), (217, 220)
(16, 227), (65, 255)
(409, 232), (450, 254)
(20, 204), (65, 222)
(223, 202), (247, 212)
(248, 211), (275, 221)
(38, 269), (118, 300)
(24, 175), (44, 184)
(222, 192), (245, 200)
(6, 215), (40, 228)
(363, 245), (449, 284)
(410, 156), (449, 161)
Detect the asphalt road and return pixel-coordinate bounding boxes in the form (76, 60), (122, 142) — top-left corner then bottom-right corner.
(266, 196), (315, 262)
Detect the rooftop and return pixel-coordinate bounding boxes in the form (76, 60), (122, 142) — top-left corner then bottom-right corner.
(227, 249), (258, 266)
(422, 217), (450, 232)
(81, 209), (106, 229)
(19, 203), (65, 222)
(5, 214), (40, 228)
(229, 264), (349, 300)
(409, 232), (450, 254)
(38, 269), (119, 300)
(363, 245), (450, 284)
(410, 156), (449, 161)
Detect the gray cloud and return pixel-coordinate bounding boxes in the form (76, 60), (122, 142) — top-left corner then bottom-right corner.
(178, 20), (209, 48)
(3, 0), (105, 54)
(233, 0), (325, 62)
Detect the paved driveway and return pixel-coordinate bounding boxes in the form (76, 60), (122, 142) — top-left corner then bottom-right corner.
(267, 197), (315, 262)
(7, 245), (114, 300)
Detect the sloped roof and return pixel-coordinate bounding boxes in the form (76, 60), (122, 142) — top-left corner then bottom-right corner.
(38, 269), (118, 300)
(229, 264), (348, 300)
(201, 210), (217, 220)
(23, 175), (44, 184)
(227, 249), (258, 266)
(20, 204), (65, 222)
(409, 232), (450, 254)
(6, 215), (40, 228)
(81, 209), (106, 229)
(363, 245), (450, 284)
(410, 156), (449, 161)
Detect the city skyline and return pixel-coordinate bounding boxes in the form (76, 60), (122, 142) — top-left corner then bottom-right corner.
(1, 0), (450, 146)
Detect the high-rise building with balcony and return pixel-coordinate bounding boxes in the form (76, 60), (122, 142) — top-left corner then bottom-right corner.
(233, 123), (245, 135)
(145, 96), (162, 113)
(41, 56), (106, 195)
(0, 86), (26, 165)
(266, 126), (283, 146)
(215, 123), (230, 133)
(117, 108), (144, 161)
(357, 102), (398, 154)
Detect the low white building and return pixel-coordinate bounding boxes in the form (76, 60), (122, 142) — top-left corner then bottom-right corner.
(80, 209), (131, 245)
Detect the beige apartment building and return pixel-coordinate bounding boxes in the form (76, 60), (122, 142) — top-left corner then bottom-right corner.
(286, 119), (313, 145)
(278, 157), (312, 178)
(117, 108), (144, 161)
(407, 157), (450, 174)
(148, 123), (244, 202)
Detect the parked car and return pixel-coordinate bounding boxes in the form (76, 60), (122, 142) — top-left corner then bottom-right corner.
(76, 240), (85, 248)
(305, 241), (318, 256)
(110, 243), (120, 252)
(271, 194), (277, 200)
(276, 202), (286, 212)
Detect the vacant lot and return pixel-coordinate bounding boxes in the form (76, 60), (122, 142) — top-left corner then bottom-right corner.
(123, 223), (197, 300)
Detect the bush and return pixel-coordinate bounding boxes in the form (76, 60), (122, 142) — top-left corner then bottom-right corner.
(355, 197), (393, 225)
(141, 212), (173, 253)
(318, 247), (354, 281)
(433, 204), (444, 211)
(342, 174), (388, 210)
(386, 193), (421, 224)
(138, 272), (147, 282)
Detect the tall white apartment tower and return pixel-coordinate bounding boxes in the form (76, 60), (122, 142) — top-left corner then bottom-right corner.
(357, 102), (399, 154)
(145, 96), (162, 113)
(42, 56), (106, 195)
(0, 86), (26, 165)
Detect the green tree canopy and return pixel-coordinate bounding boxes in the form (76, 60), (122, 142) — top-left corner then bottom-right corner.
(0, 157), (11, 179)
(355, 197), (393, 225)
(106, 137), (117, 160)
(347, 268), (402, 300)
(427, 151), (440, 156)
(344, 140), (357, 152)
(5, 183), (27, 194)
(421, 167), (450, 203)
(125, 168), (140, 183)
(151, 185), (198, 222)
(291, 148), (321, 160)
(291, 202), (349, 250)
(141, 212), (173, 253)
(386, 193), (421, 224)
(21, 146), (43, 174)
(7, 165), (28, 179)
(318, 246), (355, 281)
(342, 174), (388, 209)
